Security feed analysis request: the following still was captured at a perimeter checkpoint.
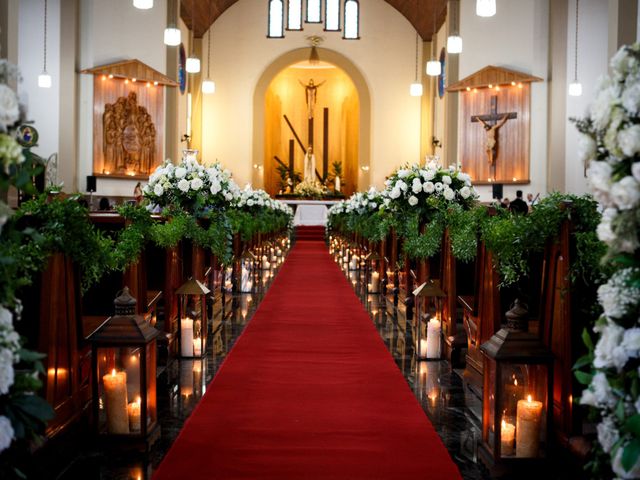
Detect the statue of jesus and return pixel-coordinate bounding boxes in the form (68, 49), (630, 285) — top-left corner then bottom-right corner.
(299, 78), (325, 119)
(303, 146), (316, 182)
(477, 114), (510, 167)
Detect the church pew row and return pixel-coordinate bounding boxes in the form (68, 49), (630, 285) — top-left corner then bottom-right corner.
(15, 211), (288, 442)
(331, 203), (588, 450)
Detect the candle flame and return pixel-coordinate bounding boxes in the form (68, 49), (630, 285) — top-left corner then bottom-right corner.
(514, 379), (518, 386)
(136, 396), (141, 405)
(527, 394), (532, 403)
(501, 419), (506, 429)
(111, 369), (116, 376)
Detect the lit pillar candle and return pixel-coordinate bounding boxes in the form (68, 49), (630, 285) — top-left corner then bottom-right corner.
(350, 255), (358, 270)
(181, 317), (194, 357)
(193, 337), (205, 356)
(103, 369), (129, 434)
(516, 395), (543, 457)
(426, 318), (442, 359)
(127, 397), (141, 433)
(501, 419), (515, 456)
(419, 338), (428, 358)
(371, 271), (380, 292)
(262, 255), (270, 270)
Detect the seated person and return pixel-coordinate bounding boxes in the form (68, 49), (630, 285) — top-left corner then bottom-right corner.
(98, 197), (111, 211)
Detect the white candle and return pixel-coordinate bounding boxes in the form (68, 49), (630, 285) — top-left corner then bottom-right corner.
(426, 318), (442, 359)
(501, 419), (515, 456)
(350, 255), (358, 270)
(516, 395), (543, 457)
(262, 255), (270, 270)
(103, 369), (129, 434)
(181, 318), (194, 357)
(371, 271), (380, 292)
(241, 265), (252, 293)
(128, 397), (141, 433)
(193, 337), (203, 356)
(419, 338), (428, 357)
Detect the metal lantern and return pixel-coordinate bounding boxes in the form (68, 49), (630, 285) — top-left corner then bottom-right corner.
(176, 278), (211, 358)
(89, 287), (160, 446)
(413, 280), (446, 360)
(479, 299), (553, 472)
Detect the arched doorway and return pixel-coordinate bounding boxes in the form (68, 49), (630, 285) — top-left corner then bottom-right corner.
(253, 48), (371, 194)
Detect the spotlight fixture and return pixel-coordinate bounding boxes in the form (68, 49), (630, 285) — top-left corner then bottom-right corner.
(133, 0), (153, 9)
(426, 9), (441, 77)
(446, 0), (462, 54)
(476, 0), (496, 17)
(164, 0), (181, 46)
(185, 0), (200, 73)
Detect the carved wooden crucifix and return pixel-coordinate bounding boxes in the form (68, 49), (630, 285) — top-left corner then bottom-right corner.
(471, 96), (517, 179)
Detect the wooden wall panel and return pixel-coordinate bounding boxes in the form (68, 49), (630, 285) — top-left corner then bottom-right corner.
(93, 77), (165, 179)
(458, 85), (530, 185)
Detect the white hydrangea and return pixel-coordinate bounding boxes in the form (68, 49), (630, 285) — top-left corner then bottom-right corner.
(611, 176), (640, 210)
(577, 134), (597, 164)
(0, 307), (11, 328)
(593, 321), (626, 370)
(622, 82), (640, 116)
(0, 415), (14, 453)
(590, 85), (619, 131)
(597, 268), (640, 320)
(618, 125), (640, 157)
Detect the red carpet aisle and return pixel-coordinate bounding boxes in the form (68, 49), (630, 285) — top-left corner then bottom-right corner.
(154, 242), (461, 479)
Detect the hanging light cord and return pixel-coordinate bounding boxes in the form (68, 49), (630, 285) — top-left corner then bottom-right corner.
(207, 5), (212, 77)
(573, 0), (579, 81)
(43, 0), (48, 72)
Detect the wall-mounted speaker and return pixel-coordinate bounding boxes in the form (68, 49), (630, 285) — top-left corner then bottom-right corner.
(86, 175), (97, 193)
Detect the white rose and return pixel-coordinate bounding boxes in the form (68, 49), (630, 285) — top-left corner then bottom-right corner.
(460, 186), (471, 199)
(422, 169), (436, 181)
(397, 169), (409, 178)
(618, 124), (640, 157)
(577, 134), (597, 164)
(594, 322), (626, 369)
(0, 307), (12, 328)
(423, 182), (435, 193)
(177, 179), (190, 192)
(396, 180), (408, 192)
(0, 349), (14, 395)
(389, 187), (401, 199)
(153, 184), (164, 196)
(408, 195), (418, 206)
(0, 84), (20, 131)
(443, 188), (455, 201)
(190, 178), (203, 191)
(442, 175), (452, 185)
(0, 415), (14, 453)
(247, 199), (255, 207)
(587, 161), (613, 193)
(611, 176), (640, 210)
(210, 180), (221, 195)
(457, 173), (471, 183)
(597, 415), (620, 454)
(175, 167), (187, 179)
(411, 179), (422, 194)
(622, 82), (640, 116)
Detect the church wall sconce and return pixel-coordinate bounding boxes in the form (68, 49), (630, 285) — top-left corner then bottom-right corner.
(88, 288), (160, 448)
(479, 299), (553, 473)
(176, 278), (211, 358)
(413, 280), (445, 360)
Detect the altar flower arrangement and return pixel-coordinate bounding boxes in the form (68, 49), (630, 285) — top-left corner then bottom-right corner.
(143, 150), (241, 214)
(293, 179), (327, 199)
(381, 161), (477, 215)
(574, 43), (640, 479)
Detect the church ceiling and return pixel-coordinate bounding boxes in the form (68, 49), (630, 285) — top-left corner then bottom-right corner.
(180, 0), (448, 40)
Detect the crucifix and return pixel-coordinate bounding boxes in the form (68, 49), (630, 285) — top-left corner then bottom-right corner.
(471, 96), (517, 179)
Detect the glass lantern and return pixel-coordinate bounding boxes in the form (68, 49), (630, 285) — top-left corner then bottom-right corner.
(176, 278), (211, 358)
(413, 280), (445, 360)
(89, 288), (160, 446)
(239, 250), (256, 294)
(366, 252), (382, 294)
(479, 299), (553, 470)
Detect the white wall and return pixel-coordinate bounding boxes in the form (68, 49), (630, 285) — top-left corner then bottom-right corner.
(458, 0), (549, 202)
(17, 0), (60, 173)
(565, 0), (610, 195)
(201, 0), (421, 190)
(77, 0), (167, 196)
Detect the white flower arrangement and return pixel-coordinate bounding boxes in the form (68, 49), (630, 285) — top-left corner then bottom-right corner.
(293, 180), (327, 199)
(143, 150), (241, 213)
(576, 43), (640, 477)
(234, 185), (294, 220)
(0, 305), (19, 453)
(381, 161), (477, 214)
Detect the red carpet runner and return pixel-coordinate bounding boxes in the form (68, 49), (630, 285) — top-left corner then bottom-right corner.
(154, 242), (461, 479)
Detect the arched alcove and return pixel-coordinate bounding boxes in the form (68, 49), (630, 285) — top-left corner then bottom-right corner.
(253, 48), (371, 190)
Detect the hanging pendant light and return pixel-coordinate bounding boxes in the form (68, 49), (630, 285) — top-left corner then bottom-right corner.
(446, 0), (462, 54)
(133, 0), (153, 9)
(164, 0), (181, 46)
(568, 0), (582, 96)
(202, 5), (215, 94)
(426, 8), (441, 77)
(38, 0), (51, 88)
(476, 0), (496, 17)
(185, 0), (201, 73)
(410, 32), (423, 96)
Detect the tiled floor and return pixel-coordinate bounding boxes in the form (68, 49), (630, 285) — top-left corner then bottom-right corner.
(28, 244), (585, 479)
